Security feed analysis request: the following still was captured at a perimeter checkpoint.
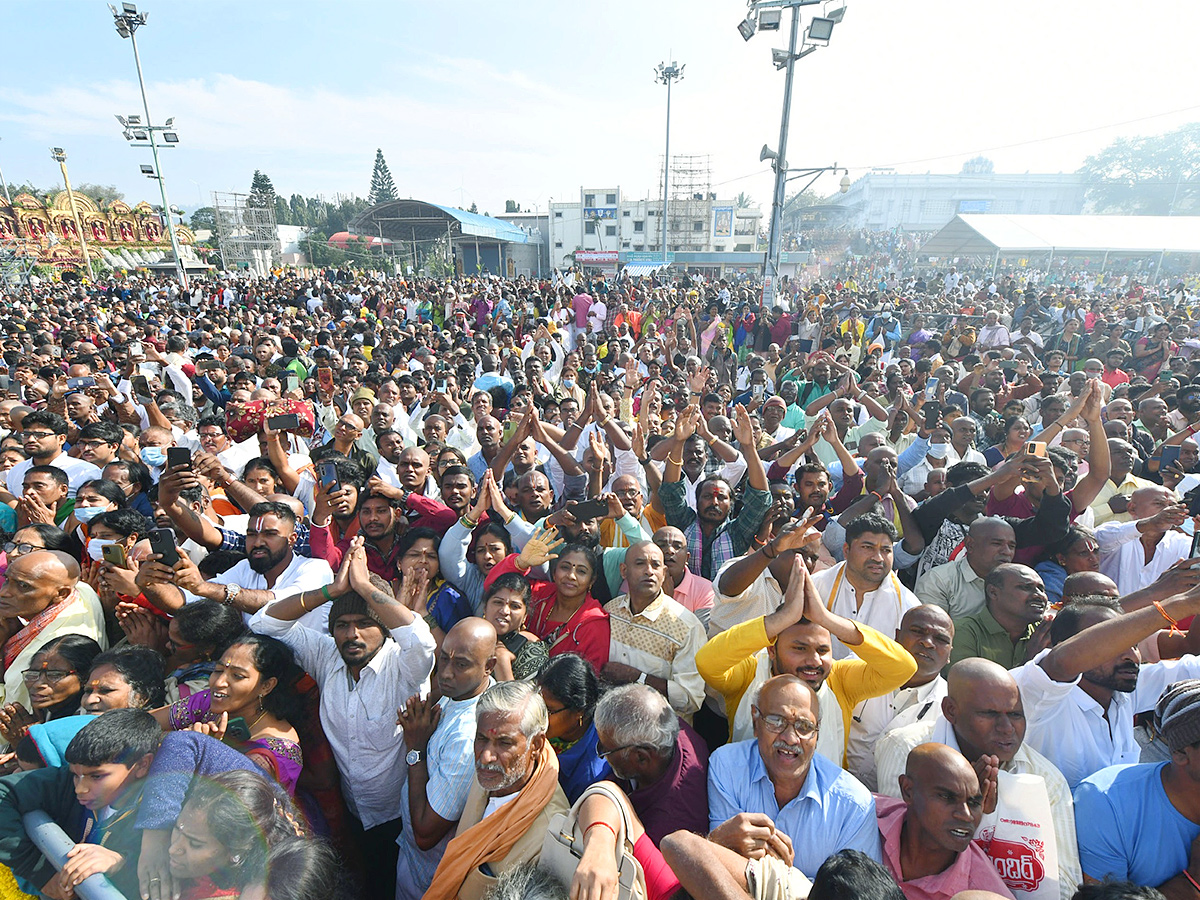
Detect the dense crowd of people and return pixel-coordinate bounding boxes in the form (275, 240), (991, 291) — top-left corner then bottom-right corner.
(0, 257), (1196, 900)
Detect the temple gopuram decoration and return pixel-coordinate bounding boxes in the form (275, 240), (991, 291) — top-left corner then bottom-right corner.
(0, 190), (201, 272)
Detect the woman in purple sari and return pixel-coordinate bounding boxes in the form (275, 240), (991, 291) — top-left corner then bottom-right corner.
(154, 634), (305, 795)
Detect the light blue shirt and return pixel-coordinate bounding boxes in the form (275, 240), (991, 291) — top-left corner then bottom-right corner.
(1074, 761), (1200, 886)
(395, 684), (491, 900)
(708, 739), (881, 877)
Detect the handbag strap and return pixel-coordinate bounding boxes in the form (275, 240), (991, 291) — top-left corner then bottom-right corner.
(572, 783), (635, 856)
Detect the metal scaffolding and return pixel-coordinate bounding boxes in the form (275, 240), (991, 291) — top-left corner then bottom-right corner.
(658, 153), (713, 252)
(212, 191), (279, 275)
(0, 240), (36, 288)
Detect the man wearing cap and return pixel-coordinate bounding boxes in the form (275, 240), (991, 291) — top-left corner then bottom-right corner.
(1074, 679), (1200, 893)
(252, 537), (436, 900)
(759, 395), (795, 445)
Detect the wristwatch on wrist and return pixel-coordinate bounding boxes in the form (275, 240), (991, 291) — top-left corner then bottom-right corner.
(223, 583), (242, 607)
(406, 749), (423, 766)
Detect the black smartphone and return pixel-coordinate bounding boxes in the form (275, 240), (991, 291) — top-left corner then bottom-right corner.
(132, 375), (151, 399)
(923, 400), (941, 430)
(267, 413), (301, 432)
(166, 447), (191, 470)
(797, 339), (814, 353)
(1162, 445), (1183, 471)
(66, 376), (95, 391)
(1191, 528), (1200, 560)
(318, 460), (339, 493)
(148, 528), (180, 567)
(568, 498), (609, 521)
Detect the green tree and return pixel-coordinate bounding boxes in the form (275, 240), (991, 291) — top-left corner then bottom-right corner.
(504, 200), (522, 213)
(468, 202), (478, 214)
(274, 196), (292, 226)
(368, 149), (398, 206)
(1078, 122), (1200, 215)
(190, 207), (216, 230)
(734, 191), (754, 209)
(289, 194), (309, 227)
(73, 183), (124, 204)
(782, 188), (821, 232)
(247, 170), (276, 209)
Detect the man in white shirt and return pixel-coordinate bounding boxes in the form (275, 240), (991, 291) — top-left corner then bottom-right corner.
(252, 536), (436, 900)
(1013, 592), (1200, 789)
(7, 410), (101, 499)
(976, 310), (1012, 350)
(167, 502), (334, 631)
(847, 604), (953, 790)
(874, 657), (1082, 899)
(1095, 486), (1190, 596)
(812, 512), (920, 659)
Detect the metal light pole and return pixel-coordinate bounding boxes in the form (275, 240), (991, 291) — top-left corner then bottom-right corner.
(49, 148), (95, 281)
(764, 9), (801, 296)
(655, 61), (684, 268)
(110, 4), (188, 290)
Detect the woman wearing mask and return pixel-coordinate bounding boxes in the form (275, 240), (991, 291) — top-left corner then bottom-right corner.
(63, 478), (126, 538)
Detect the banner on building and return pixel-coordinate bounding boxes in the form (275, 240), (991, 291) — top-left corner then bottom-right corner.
(713, 206), (734, 237)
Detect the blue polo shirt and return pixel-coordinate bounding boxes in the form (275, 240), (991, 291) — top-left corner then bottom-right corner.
(708, 738), (881, 877)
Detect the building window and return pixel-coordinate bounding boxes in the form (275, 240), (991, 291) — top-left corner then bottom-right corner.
(693, 221), (704, 232)
(605, 225), (616, 236)
(622, 241), (630, 248)
(606, 193), (617, 205)
(622, 210), (631, 217)
(585, 221), (596, 234)
(554, 211), (563, 218)
(555, 241), (563, 248)
(584, 193), (595, 206)
(715, 245), (725, 252)
(633, 220), (644, 233)
(635, 245), (644, 251)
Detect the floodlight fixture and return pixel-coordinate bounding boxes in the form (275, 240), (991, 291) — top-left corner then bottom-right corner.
(771, 48), (790, 69)
(122, 2), (137, 13)
(163, 117), (174, 127)
(807, 16), (835, 42)
(140, 164), (155, 175)
(132, 130), (148, 141)
(162, 132), (179, 143)
(126, 115), (141, 125)
(825, 6), (846, 23)
(50, 148), (65, 161)
(758, 9), (782, 30)
(115, 115), (127, 126)
(737, 15), (756, 41)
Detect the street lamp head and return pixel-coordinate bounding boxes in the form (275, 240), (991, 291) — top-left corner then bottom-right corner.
(806, 16), (836, 43)
(839, 172), (851, 193)
(771, 48), (791, 69)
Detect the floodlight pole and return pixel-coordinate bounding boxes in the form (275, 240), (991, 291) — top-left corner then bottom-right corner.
(656, 61), (684, 268)
(764, 6), (801, 304)
(115, 8), (188, 290)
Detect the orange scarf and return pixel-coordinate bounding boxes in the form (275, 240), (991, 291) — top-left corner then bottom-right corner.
(3, 592), (76, 670)
(425, 741), (560, 900)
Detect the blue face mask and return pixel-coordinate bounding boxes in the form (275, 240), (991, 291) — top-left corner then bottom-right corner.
(74, 505), (107, 523)
(140, 447), (167, 468)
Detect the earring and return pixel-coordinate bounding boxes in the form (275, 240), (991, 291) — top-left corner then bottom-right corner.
(230, 854), (243, 866)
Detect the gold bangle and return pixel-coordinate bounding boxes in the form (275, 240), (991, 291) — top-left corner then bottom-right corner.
(599, 416), (611, 427)
(667, 454), (684, 466)
(299, 593), (309, 612)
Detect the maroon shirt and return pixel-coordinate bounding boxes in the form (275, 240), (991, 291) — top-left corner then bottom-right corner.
(617, 719), (709, 845)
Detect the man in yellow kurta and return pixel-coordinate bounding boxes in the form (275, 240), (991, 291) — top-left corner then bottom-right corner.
(697, 555), (914, 767)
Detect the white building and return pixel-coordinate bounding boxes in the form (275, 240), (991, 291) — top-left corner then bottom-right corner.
(548, 187), (762, 271)
(829, 171), (1087, 231)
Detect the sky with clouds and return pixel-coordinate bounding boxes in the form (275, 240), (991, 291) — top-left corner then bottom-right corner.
(2, 0), (1200, 217)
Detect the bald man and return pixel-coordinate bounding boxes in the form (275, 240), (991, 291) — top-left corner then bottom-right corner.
(0, 550), (106, 712)
(604, 541), (706, 716)
(396, 617), (497, 900)
(848, 605), (955, 790)
(916, 518), (1017, 619)
(876, 743), (1015, 900)
(949, 564), (1048, 669)
(651, 525), (715, 629)
(876, 659), (1081, 900)
(599, 474), (660, 550)
(1095, 485), (1190, 596)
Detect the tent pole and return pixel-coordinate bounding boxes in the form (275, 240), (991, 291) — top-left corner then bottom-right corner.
(990, 249), (999, 279)
(1101, 251), (1108, 274)
(1154, 250), (1165, 283)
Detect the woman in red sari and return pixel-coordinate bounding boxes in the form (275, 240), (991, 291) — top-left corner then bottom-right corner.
(481, 524), (609, 673)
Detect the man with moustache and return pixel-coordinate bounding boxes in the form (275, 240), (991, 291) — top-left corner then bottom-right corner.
(425, 680), (568, 900)
(948, 564), (1049, 670)
(252, 537), (437, 900)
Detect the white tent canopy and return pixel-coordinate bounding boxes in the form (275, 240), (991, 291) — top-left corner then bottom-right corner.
(920, 214), (1200, 258)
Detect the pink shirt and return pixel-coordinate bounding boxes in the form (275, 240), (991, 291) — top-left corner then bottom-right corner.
(572, 293), (592, 327)
(673, 569), (715, 617)
(875, 795), (1015, 900)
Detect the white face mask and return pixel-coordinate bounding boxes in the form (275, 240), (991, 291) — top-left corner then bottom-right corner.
(86, 538), (114, 562)
(927, 442), (949, 459)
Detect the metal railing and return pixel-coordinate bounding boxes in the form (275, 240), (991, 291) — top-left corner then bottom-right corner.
(22, 811), (127, 900)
